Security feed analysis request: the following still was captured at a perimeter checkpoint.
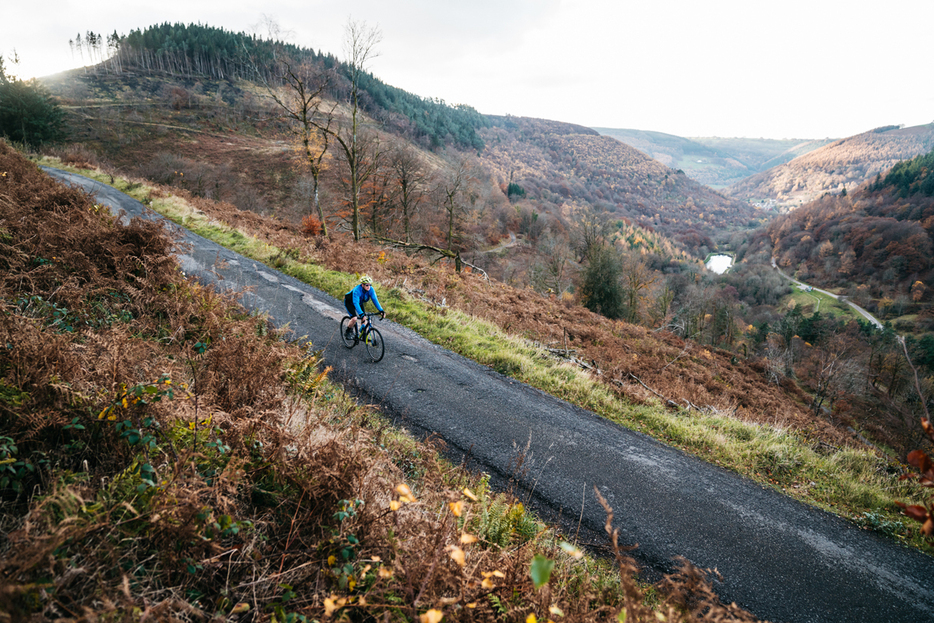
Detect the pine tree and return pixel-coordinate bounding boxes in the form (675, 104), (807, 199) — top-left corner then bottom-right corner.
(0, 57), (65, 145)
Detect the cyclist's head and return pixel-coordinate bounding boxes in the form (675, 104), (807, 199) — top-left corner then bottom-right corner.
(360, 275), (373, 287)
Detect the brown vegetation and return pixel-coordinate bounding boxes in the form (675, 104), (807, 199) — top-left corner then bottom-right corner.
(0, 141), (766, 619)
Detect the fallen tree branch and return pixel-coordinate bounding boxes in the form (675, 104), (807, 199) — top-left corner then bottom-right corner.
(627, 373), (679, 409)
(373, 236), (489, 281)
(624, 373), (717, 414)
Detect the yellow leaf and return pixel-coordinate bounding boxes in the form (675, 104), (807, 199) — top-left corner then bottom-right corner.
(491, 570), (506, 578)
(379, 566), (394, 578)
(467, 602), (477, 609)
(481, 577), (496, 589)
(390, 500), (401, 511)
(231, 603), (250, 614)
(419, 609), (444, 623)
(395, 483), (413, 497)
(460, 532), (478, 544)
(395, 482), (416, 503)
(324, 597), (337, 617)
(449, 501), (464, 517)
(349, 577), (356, 591)
(527, 615), (537, 623)
(448, 546), (465, 567)
(327, 555), (337, 566)
(462, 488), (478, 501)
(559, 541), (583, 559)
(549, 605), (565, 617)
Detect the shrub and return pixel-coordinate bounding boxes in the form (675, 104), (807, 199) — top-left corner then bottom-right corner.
(301, 214), (323, 237)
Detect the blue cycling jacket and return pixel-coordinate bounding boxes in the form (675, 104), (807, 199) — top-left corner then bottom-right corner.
(346, 283), (384, 316)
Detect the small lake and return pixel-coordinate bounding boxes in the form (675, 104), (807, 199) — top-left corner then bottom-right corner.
(706, 254), (733, 274)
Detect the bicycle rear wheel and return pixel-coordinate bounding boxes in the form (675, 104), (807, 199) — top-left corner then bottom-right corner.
(340, 317), (356, 349)
(364, 327), (384, 362)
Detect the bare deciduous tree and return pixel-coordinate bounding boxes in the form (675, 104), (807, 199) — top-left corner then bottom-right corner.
(389, 144), (429, 243)
(620, 252), (657, 325)
(248, 20), (334, 235)
(530, 234), (573, 296)
(439, 156), (476, 252)
(340, 19), (382, 240)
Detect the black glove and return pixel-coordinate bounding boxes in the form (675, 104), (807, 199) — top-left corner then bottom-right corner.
(357, 314), (365, 321)
(380, 311), (386, 320)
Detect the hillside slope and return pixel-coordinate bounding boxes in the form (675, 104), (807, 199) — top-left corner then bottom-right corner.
(726, 124), (934, 209)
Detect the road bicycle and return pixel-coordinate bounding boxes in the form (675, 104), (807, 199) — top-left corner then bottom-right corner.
(340, 312), (385, 362)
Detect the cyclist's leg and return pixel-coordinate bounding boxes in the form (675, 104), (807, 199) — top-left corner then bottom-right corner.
(343, 294), (358, 338)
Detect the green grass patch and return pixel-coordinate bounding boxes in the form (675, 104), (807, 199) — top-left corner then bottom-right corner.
(784, 286), (856, 320)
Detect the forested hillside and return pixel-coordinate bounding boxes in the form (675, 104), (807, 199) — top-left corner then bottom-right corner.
(747, 148), (934, 314)
(85, 22), (488, 151)
(726, 124), (934, 209)
(481, 116), (759, 256)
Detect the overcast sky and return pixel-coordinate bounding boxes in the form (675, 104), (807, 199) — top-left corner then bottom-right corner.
(3, 0), (932, 139)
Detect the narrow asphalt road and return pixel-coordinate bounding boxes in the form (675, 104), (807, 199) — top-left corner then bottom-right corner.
(46, 168), (934, 623)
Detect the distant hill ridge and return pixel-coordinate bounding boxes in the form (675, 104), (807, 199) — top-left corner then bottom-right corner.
(725, 123), (934, 209)
(593, 127), (830, 189)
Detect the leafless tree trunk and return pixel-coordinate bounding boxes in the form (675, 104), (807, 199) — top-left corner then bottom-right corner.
(390, 144), (428, 243)
(342, 19), (382, 240)
(440, 157), (476, 252)
(246, 22), (333, 236)
(620, 252), (657, 325)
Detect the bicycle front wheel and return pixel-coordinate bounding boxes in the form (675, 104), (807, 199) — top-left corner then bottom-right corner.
(364, 327), (385, 362)
(340, 317), (356, 349)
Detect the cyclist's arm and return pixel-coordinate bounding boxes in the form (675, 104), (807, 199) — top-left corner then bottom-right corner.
(370, 289), (385, 314)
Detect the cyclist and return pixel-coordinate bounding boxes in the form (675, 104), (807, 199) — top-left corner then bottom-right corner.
(344, 275), (385, 340)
